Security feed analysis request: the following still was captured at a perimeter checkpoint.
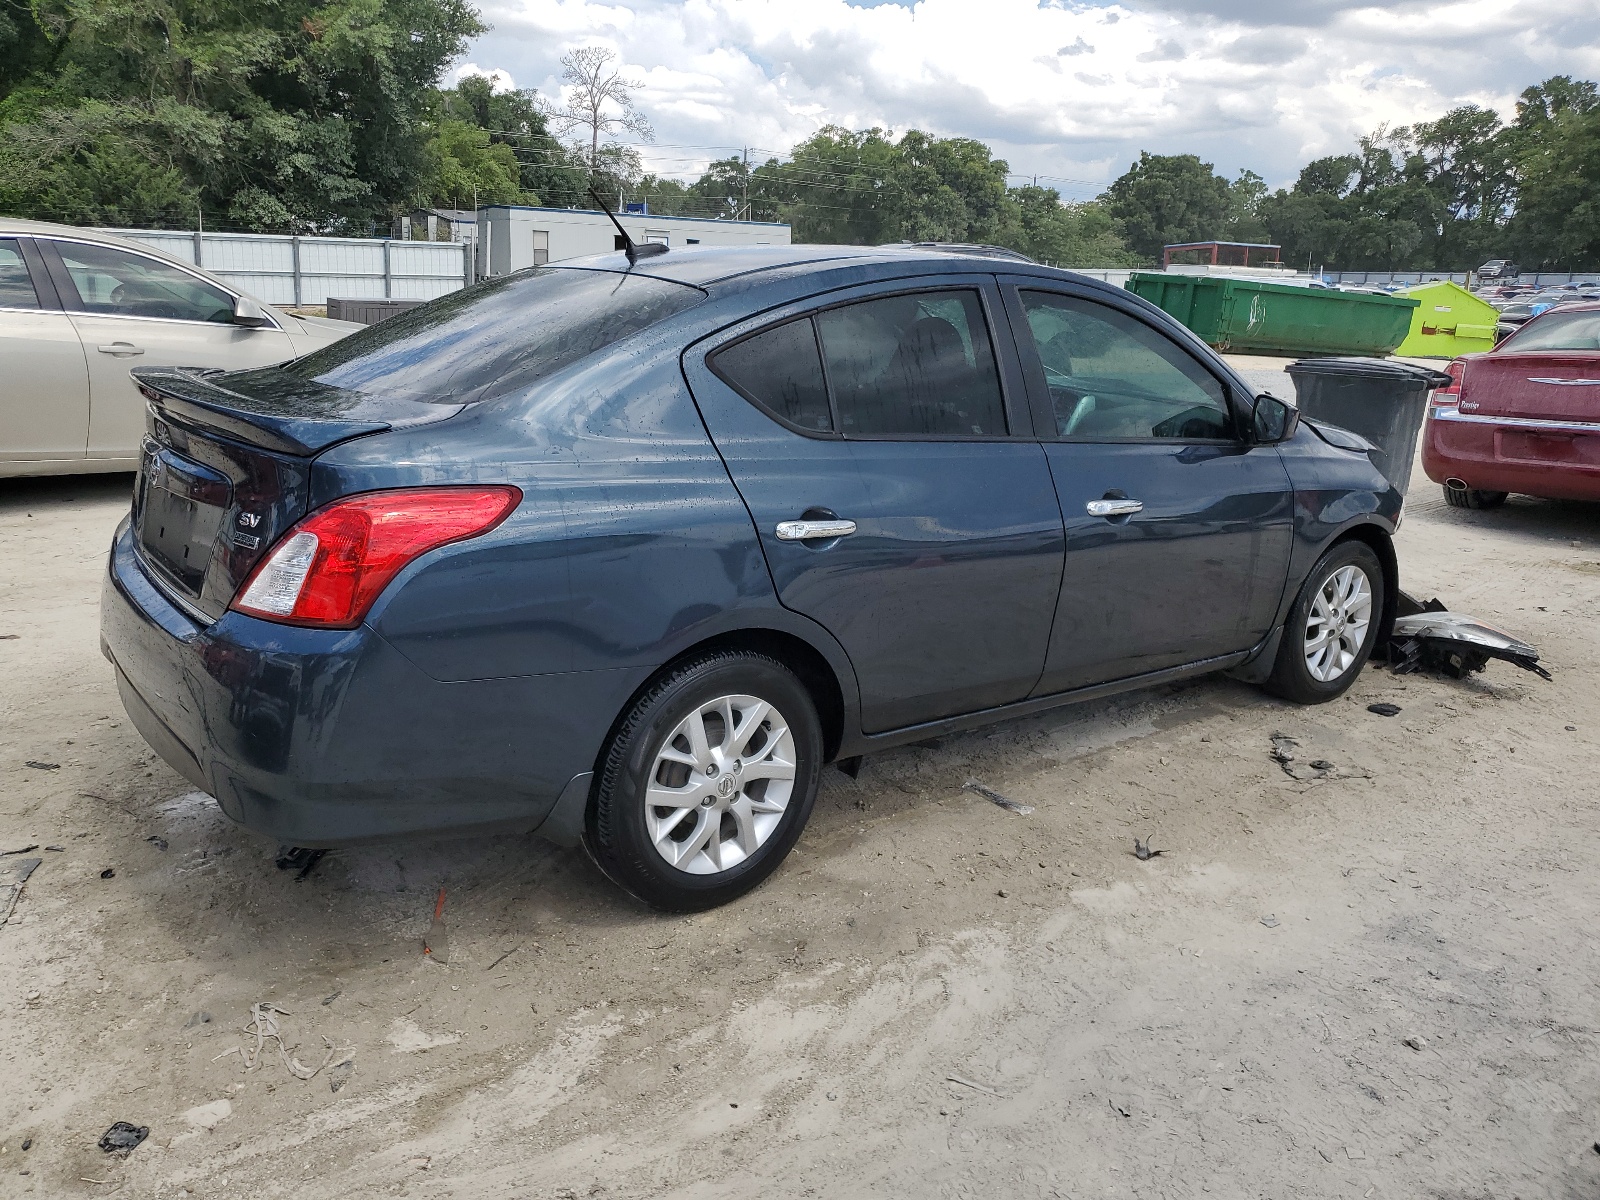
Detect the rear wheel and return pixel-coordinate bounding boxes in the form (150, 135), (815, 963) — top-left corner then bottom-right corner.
(585, 651), (822, 911)
(1442, 483), (1508, 509)
(1264, 541), (1385, 705)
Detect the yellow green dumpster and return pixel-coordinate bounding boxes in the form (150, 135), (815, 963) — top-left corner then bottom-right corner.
(1393, 280), (1498, 358)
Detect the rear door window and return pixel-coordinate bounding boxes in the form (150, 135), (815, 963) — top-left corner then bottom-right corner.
(816, 290), (1007, 437)
(0, 240), (39, 308)
(1018, 291), (1232, 440)
(711, 318), (832, 432)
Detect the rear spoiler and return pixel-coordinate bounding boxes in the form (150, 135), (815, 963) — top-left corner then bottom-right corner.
(132, 366), (463, 457)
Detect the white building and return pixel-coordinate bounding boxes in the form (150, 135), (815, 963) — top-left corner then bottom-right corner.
(475, 205), (791, 277)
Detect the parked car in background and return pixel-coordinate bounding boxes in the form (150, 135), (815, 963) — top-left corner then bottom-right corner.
(1477, 260), (1520, 280)
(102, 245), (1402, 911)
(1, 219), (360, 478)
(1424, 301), (1600, 507)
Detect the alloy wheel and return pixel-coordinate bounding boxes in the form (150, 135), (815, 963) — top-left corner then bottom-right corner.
(1302, 565), (1374, 683)
(644, 694), (797, 875)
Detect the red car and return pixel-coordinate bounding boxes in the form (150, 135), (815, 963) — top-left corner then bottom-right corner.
(1423, 301), (1600, 507)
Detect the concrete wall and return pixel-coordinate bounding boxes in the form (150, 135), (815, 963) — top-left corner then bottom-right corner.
(477, 206), (791, 276)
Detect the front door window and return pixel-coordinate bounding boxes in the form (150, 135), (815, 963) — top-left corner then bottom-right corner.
(1019, 290), (1231, 440)
(54, 242), (236, 324)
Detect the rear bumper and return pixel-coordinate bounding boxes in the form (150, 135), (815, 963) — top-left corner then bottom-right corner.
(1422, 408), (1600, 502)
(100, 519), (641, 846)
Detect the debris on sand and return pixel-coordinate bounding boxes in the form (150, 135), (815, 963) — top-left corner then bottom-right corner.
(328, 1059), (355, 1094)
(274, 846), (327, 882)
(1133, 838), (1166, 861)
(963, 780), (1034, 815)
(219, 1003), (335, 1081)
(23, 761), (60, 771)
(424, 888), (450, 963)
(1260, 914), (1280, 928)
(97, 1122), (148, 1154)
(1, 856), (41, 925)
(946, 1073), (1003, 1097)
(1367, 703), (1402, 717)
(1387, 595), (1551, 681)
(1268, 734), (1370, 784)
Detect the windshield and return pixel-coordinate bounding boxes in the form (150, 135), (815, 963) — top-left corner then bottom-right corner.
(280, 268), (704, 403)
(1502, 309), (1600, 352)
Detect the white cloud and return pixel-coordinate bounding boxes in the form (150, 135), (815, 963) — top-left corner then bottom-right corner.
(447, 62), (520, 91)
(461, 0), (1600, 192)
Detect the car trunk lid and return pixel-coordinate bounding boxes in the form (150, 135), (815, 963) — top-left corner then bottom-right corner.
(130, 366), (463, 622)
(1462, 353), (1600, 423)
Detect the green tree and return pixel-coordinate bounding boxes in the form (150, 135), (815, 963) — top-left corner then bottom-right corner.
(0, 0), (484, 230)
(1004, 186), (1140, 266)
(1102, 152), (1235, 262)
(1512, 105), (1600, 267)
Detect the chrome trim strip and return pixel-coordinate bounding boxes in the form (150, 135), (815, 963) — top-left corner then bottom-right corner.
(1433, 407), (1600, 434)
(1527, 377), (1600, 386)
(64, 309), (285, 332)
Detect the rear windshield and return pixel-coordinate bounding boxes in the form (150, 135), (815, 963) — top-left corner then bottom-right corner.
(1503, 309), (1600, 352)
(282, 268), (704, 403)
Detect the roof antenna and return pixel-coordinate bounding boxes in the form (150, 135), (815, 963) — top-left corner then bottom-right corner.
(587, 185), (667, 266)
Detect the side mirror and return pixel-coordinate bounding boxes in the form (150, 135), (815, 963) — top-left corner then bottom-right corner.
(231, 295), (271, 327)
(1251, 392), (1300, 444)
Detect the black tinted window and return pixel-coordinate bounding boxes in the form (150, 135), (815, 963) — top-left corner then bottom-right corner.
(815, 290), (1006, 436)
(0, 240), (38, 308)
(712, 318), (831, 431)
(284, 268), (703, 404)
(1019, 292), (1230, 440)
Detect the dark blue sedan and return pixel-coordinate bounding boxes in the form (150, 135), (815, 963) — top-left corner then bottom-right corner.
(101, 245), (1400, 910)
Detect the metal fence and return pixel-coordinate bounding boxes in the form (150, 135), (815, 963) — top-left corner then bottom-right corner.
(98, 228), (472, 306)
(1318, 269), (1600, 288)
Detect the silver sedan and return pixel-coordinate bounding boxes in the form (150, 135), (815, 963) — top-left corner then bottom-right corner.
(1, 219), (361, 478)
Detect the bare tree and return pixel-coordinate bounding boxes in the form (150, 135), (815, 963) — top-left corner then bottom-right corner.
(545, 46), (653, 177)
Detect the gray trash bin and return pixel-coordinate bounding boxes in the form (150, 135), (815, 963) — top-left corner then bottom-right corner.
(1284, 358), (1453, 497)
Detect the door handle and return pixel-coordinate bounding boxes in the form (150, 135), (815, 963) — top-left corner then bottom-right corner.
(775, 519), (857, 542)
(97, 343), (145, 356)
(1086, 498), (1143, 518)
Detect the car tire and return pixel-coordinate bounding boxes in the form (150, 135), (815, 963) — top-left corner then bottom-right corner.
(1264, 541), (1386, 705)
(584, 651), (823, 911)
(1442, 483), (1508, 509)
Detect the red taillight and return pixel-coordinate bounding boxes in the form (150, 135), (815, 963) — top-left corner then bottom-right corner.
(231, 487), (521, 629)
(1432, 359), (1466, 405)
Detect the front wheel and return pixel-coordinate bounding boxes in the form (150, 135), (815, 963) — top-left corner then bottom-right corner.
(584, 651), (823, 911)
(1264, 541), (1386, 704)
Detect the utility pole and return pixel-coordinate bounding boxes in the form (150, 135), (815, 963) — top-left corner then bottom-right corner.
(742, 146), (749, 221)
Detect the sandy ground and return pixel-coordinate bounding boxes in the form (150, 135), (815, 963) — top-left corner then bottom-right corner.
(3, 364), (1600, 1198)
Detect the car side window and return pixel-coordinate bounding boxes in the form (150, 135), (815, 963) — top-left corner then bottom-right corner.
(0, 240), (40, 309)
(53, 241), (235, 324)
(816, 289), (1007, 437)
(710, 317), (833, 433)
(1018, 291), (1232, 440)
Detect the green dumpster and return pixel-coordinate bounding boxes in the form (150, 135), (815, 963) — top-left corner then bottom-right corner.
(1392, 280), (1498, 358)
(1125, 273), (1419, 357)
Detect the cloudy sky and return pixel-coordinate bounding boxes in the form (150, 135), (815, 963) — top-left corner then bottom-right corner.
(453, 0), (1600, 195)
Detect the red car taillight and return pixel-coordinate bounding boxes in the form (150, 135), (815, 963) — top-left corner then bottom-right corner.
(1432, 359), (1466, 406)
(231, 487), (522, 629)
